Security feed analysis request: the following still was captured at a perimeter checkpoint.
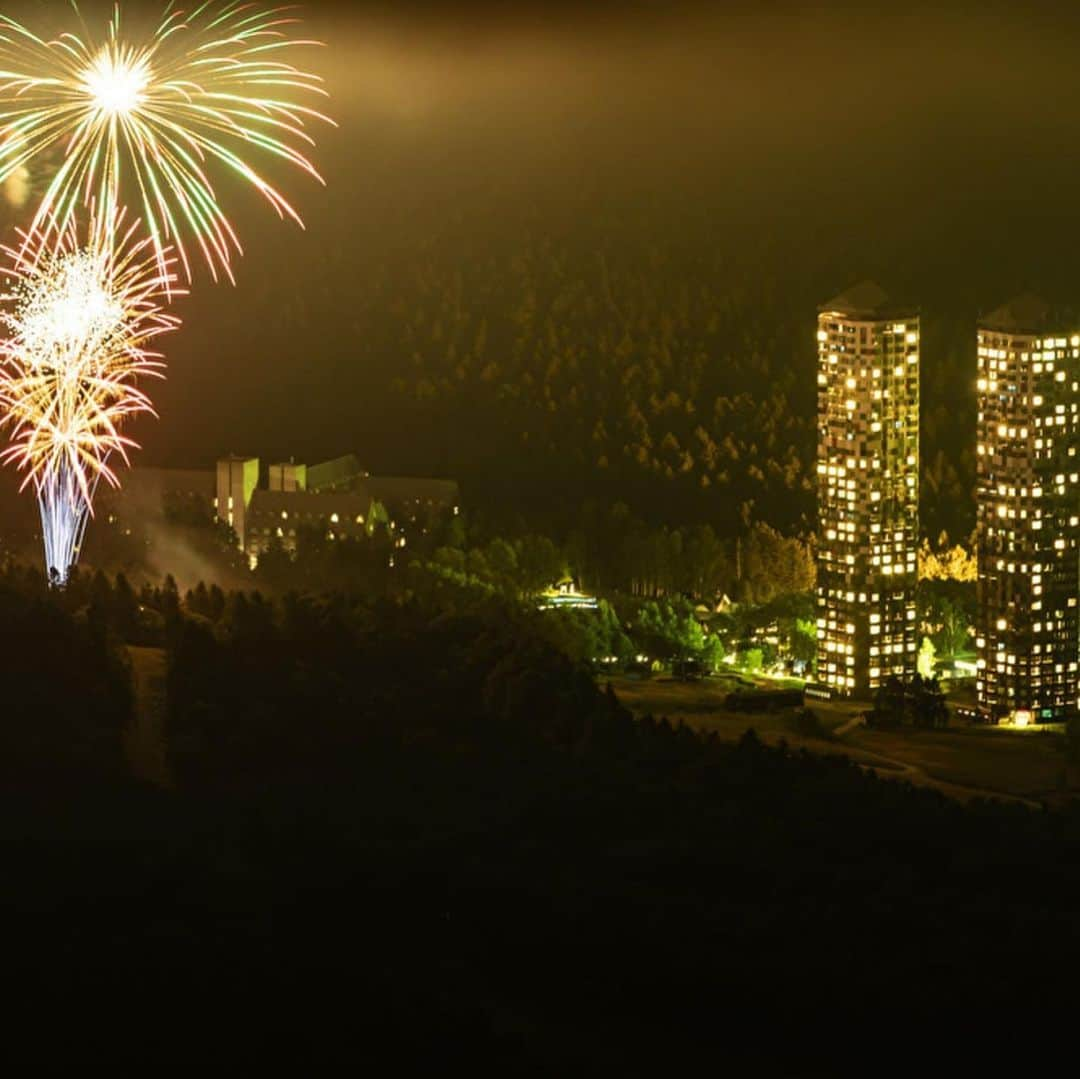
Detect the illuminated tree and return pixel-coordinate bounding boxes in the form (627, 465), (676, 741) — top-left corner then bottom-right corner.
(917, 637), (936, 679)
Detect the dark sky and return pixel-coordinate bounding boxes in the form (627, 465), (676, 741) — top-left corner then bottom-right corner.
(9, 1), (1080, 470)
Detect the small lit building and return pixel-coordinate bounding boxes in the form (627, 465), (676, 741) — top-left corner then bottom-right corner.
(538, 577), (598, 610)
(815, 281), (920, 696)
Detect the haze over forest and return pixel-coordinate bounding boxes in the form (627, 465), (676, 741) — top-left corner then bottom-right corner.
(5, 4), (1080, 1057)
(6, 1), (1080, 539)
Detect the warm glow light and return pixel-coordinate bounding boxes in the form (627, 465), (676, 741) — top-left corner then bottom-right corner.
(0, 3), (333, 281)
(0, 209), (181, 580)
(82, 48), (149, 117)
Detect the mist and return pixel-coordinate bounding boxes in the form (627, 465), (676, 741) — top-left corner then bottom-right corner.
(5, 2), (1080, 475)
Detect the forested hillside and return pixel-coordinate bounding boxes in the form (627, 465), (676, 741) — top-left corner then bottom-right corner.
(347, 214), (975, 541)
(0, 571), (1072, 1064)
(373, 230), (813, 532)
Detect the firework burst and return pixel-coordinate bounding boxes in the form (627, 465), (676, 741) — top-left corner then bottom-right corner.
(0, 209), (180, 582)
(0, 2), (331, 282)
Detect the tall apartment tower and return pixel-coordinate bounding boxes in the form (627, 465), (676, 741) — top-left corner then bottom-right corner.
(816, 282), (919, 696)
(975, 295), (1080, 723)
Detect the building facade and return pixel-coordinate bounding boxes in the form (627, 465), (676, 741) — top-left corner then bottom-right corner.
(210, 453), (460, 568)
(975, 295), (1080, 723)
(215, 456), (259, 549)
(816, 282), (919, 696)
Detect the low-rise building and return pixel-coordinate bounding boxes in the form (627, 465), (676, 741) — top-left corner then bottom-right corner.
(101, 453), (459, 571)
(212, 453), (459, 567)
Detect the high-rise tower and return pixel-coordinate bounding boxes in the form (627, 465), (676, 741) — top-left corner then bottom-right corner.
(816, 282), (919, 696)
(975, 295), (1080, 723)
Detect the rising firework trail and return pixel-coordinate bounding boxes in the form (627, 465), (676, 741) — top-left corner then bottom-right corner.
(0, 2), (332, 283)
(0, 209), (180, 583)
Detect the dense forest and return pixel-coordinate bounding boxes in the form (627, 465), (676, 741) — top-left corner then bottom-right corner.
(0, 566), (1074, 1064)
(373, 230), (815, 533)
(342, 219), (976, 543)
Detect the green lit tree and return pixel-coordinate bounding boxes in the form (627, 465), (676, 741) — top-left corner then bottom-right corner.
(917, 637), (936, 679)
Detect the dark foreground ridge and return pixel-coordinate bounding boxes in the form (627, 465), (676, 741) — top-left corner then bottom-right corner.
(0, 569), (1076, 1066)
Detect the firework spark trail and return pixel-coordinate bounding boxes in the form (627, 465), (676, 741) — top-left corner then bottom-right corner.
(0, 208), (181, 582)
(37, 458), (98, 586)
(0, 4), (329, 580)
(0, 1), (332, 283)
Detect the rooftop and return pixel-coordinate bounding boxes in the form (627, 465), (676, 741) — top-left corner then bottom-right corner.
(819, 280), (915, 320)
(307, 454), (366, 492)
(979, 293), (1057, 334)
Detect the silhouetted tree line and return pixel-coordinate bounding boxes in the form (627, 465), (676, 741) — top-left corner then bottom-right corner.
(0, 563), (131, 785)
(0, 569), (1080, 1060)
(563, 505), (814, 603)
(180, 493), (819, 673)
(404, 500), (812, 612)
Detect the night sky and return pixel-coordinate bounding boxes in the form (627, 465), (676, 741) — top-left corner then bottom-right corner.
(9, 1), (1080, 472)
